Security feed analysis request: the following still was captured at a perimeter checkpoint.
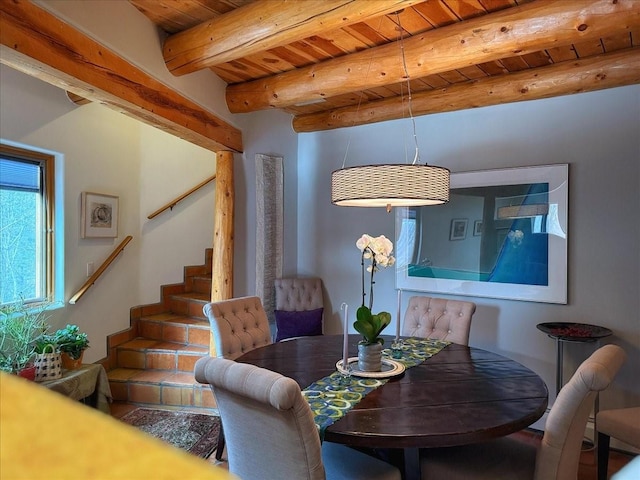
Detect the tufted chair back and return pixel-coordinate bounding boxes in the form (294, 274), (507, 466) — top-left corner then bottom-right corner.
(419, 344), (626, 480)
(203, 296), (272, 360)
(274, 278), (325, 341)
(195, 356), (402, 480)
(403, 296), (476, 345)
(275, 277), (324, 311)
(195, 356), (326, 479)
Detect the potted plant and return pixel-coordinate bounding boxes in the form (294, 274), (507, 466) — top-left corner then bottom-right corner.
(353, 234), (395, 372)
(54, 324), (89, 370)
(0, 298), (50, 379)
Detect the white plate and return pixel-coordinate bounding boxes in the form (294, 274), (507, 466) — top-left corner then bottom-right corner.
(335, 357), (405, 379)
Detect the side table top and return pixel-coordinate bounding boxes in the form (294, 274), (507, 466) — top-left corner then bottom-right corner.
(536, 322), (613, 342)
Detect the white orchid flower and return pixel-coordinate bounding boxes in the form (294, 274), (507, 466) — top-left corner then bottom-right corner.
(356, 233), (395, 311)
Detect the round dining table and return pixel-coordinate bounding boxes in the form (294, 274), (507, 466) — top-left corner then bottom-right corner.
(236, 334), (548, 480)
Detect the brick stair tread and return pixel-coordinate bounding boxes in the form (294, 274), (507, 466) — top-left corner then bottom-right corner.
(169, 292), (210, 302)
(139, 312), (209, 326)
(119, 338), (208, 353)
(108, 367), (205, 386)
(191, 273), (212, 282)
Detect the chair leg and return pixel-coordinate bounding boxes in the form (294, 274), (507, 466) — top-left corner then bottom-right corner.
(597, 432), (610, 480)
(215, 424), (226, 461)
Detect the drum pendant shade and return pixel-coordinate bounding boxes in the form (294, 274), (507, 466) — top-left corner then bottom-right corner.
(331, 164), (450, 207)
(330, 12), (450, 210)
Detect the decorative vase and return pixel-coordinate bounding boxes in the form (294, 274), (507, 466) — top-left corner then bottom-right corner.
(17, 364), (37, 381)
(61, 351), (84, 370)
(358, 342), (383, 372)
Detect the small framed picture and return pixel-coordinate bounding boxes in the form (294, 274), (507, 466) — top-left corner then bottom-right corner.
(81, 192), (119, 238)
(473, 220), (483, 236)
(449, 218), (468, 241)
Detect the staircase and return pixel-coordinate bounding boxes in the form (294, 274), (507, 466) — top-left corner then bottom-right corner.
(104, 249), (215, 411)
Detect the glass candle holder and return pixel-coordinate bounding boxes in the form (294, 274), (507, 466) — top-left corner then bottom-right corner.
(391, 339), (404, 359)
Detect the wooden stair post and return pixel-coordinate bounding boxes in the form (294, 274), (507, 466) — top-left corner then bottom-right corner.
(210, 150), (234, 355)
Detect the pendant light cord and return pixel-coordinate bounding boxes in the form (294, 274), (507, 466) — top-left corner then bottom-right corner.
(341, 16), (385, 169)
(396, 12), (420, 166)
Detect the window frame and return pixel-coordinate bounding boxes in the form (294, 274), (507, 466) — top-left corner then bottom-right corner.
(0, 143), (55, 305)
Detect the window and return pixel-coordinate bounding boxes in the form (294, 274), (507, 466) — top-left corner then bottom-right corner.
(0, 144), (55, 305)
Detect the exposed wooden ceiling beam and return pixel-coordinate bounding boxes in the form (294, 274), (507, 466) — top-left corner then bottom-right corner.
(292, 47), (640, 132)
(0, 0), (242, 153)
(163, 0), (425, 76)
(227, 0), (640, 113)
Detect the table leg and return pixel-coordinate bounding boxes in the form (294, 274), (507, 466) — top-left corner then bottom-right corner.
(403, 447), (420, 480)
(556, 337), (564, 397)
(593, 340), (602, 449)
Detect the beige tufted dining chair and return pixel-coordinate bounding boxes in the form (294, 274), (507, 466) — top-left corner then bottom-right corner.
(195, 356), (401, 480)
(596, 406), (640, 480)
(274, 277), (324, 341)
(418, 344), (626, 480)
(202, 295), (273, 460)
(203, 296), (272, 361)
(402, 296), (476, 345)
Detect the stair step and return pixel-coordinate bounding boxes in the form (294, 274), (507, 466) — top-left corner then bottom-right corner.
(192, 275), (212, 294)
(167, 292), (210, 319)
(138, 313), (210, 347)
(107, 367), (216, 410)
(116, 338), (208, 372)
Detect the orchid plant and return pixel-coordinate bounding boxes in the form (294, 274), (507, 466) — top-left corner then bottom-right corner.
(353, 234), (396, 345)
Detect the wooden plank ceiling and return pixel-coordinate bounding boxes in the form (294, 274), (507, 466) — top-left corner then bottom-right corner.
(130, 0), (640, 132)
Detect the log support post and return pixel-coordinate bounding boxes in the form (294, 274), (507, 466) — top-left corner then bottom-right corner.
(210, 150), (234, 355)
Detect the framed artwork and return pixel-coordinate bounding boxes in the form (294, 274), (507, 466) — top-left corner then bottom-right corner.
(81, 192), (119, 238)
(473, 220), (483, 236)
(449, 219), (468, 240)
(395, 164), (568, 304)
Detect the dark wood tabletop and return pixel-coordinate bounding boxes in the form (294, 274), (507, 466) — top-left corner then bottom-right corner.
(236, 334), (548, 480)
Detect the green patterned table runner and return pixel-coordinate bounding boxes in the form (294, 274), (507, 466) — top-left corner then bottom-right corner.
(302, 337), (450, 437)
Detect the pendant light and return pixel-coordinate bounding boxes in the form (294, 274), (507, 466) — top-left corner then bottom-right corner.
(331, 11), (450, 212)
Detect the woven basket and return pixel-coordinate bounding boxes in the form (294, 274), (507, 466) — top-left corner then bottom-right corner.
(34, 344), (63, 381)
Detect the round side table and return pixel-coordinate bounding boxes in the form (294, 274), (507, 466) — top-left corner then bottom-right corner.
(537, 322), (614, 449)
(536, 322), (613, 396)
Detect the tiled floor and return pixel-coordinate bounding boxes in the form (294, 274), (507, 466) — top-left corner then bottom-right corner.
(109, 403), (634, 477)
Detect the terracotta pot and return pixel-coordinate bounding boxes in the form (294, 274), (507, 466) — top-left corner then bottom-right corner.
(358, 342), (383, 372)
(17, 364), (37, 381)
(61, 351), (84, 370)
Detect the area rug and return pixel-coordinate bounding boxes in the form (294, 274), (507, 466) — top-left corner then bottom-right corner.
(120, 408), (220, 459)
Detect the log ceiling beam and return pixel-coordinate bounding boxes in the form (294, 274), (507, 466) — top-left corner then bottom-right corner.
(292, 48), (640, 132)
(227, 0), (640, 114)
(163, 0), (425, 77)
(0, 0), (243, 153)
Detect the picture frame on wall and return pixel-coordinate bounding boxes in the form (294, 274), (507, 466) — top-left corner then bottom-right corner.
(473, 220), (483, 236)
(449, 219), (468, 240)
(81, 192), (119, 238)
(395, 164), (569, 304)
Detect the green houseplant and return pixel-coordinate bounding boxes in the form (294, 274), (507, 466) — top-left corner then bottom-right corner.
(54, 324), (89, 369)
(0, 298), (50, 377)
(353, 234), (395, 371)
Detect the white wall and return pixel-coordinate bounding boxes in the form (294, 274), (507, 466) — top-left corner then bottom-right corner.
(233, 110), (299, 297)
(298, 85), (640, 414)
(0, 66), (217, 362)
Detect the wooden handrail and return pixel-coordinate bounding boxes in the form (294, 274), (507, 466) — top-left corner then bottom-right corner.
(147, 174), (216, 219)
(69, 236), (133, 304)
